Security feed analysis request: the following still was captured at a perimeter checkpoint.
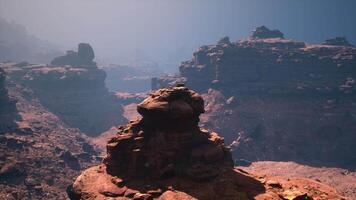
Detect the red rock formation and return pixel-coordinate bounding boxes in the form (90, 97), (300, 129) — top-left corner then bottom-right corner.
(104, 87), (233, 181)
(179, 28), (355, 95)
(156, 26), (356, 170)
(1, 62), (126, 136)
(0, 67), (100, 199)
(70, 87), (348, 200)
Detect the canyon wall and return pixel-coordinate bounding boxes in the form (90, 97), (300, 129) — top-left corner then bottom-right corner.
(1, 44), (126, 136)
(158, 27), (356, 169)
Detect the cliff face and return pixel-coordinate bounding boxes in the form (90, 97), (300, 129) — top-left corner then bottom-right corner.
(1, 44), (126, 136)
(0, 66), (100, 199)
(180, 34), (355, 95)
(156, 26), (356, 169)
(0, 68), (18, 132)
(70, 87), (347, 200)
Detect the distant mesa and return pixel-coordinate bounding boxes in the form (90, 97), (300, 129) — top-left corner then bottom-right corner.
(251, 26), (284, 39)
(51, 43), (96, 67)
(323, 36), (353, 47)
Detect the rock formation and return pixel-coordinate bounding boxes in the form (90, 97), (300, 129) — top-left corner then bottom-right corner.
(323, 37), (353, 47)
(69, 86), (347, 200)
(1, 60), (126, 136)
(0, 67), (19, 133)
(0, 64), (100, 199)
(51, 43), (96, 67)
(251, 26), (284, 39)
(155, 26), (356, 172)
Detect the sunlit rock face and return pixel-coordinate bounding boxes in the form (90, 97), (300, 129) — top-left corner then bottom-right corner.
(69, 87), (347, 200)
(156, 26), (356, 169)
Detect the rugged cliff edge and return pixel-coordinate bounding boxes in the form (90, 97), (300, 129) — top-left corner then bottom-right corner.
(1, 44), (126, 136)
(154, 26), (356, 171)
(69, 86), (347, 200)
(0, 65), (100, 199)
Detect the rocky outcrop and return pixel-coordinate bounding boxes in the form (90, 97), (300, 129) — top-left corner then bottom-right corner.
(156, 26), (356, 170)
(69, 87), (347, 200)
(251, 26), (284, 39)
(104, 87), (233, 180)
(1, 61), (126, 136)
(0, 74), (99, 199)
(180, 28), (355, 95)
(323, 37), (353, 47)
(51, 43), (96, 68)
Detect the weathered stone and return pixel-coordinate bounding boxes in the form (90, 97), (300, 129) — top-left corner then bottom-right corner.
(70, 86), (348, 200)
(252, 26), (284, 39)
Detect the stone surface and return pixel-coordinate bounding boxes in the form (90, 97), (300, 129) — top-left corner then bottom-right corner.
(0, 69), (100, 199)
(174, 26), (356, 170)
(104, 87), (233, 180)
(241, 161), (356, 199)
(1, 62), (126, 136)
(70, 87), (347, 200)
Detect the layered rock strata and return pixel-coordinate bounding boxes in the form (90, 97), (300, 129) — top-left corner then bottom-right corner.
(70, 87), (347, 200)
(180, 28), (355, 95)
(157, 26), (356, 169)
(0, 71), (99, 199)
(1, 59), (126, 136)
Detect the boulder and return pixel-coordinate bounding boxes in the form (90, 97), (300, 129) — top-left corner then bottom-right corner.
(251, 26), (284, 39)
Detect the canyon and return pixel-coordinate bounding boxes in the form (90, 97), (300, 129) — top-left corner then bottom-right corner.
(70, 86), (348, 200)
(155, 26), (356, 170)
(1, 26), (356, 199)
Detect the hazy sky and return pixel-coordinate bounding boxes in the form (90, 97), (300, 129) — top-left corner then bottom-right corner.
(1, 0), (356, 68)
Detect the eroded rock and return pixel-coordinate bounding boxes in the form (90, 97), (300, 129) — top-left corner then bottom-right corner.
(70, 87), (348, 200)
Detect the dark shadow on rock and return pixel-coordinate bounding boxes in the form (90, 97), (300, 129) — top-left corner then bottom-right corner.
(106, 168), (265, 200)
(0, 68), (22, 134)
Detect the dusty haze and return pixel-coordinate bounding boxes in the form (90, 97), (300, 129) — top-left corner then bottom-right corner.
(1, 0), (356, 71)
